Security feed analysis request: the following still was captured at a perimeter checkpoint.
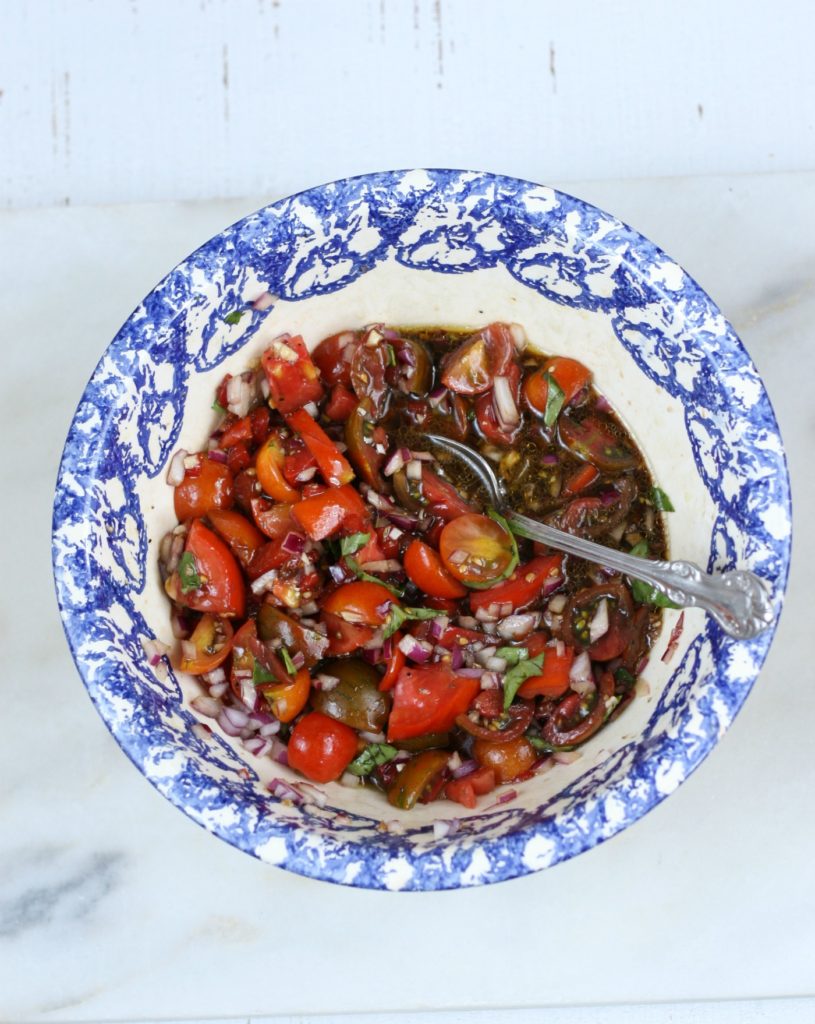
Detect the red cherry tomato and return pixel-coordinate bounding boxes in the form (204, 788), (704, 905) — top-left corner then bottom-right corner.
(440, 323), (516, 395)
(403, 539), (467, 598)
(321, 610), (376, 655)
(261, 334), (324, 414)
(420, 468), (477, 521)
(174, 456), (234, 521)
(468, 554), (564, 615)
(285, 408), (355, 487)
(206, 508), (266, 568)
(524, 356), (592, 415)
(172, 519), (245, 618)
(517, 642), (574, 698)
(321, 581), (395, 627)
(387, 665), (480, 742)
(291, 484), (369, 541)
(312, 331), (358, 388)
(287, 711), (359, 783)
(324, 383), (359, 421)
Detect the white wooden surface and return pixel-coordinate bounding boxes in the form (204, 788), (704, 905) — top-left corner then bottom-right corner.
(3, 0), (815, 209)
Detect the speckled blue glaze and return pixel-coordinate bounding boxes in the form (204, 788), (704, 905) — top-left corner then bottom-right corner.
(52, 170), (791, 890)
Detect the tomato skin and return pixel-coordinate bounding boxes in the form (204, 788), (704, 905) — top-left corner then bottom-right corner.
(468, 554), (564, 615)
(524, 357), (592, 416)
(312, 331), (358, 387)
(292, 484), (369, 541)
(255, 436), (301, 503)
(518, 642), (575, 698)
(474, 362), (523, 446)
(444, 776), (476, 809)
(379, 635), (406, 691)
(285, 408), (355, 487)
(174, 519), (246, 618)
(250, 498), (296, 540)
(387, 666), (480, 742)
(558, 415), (638, 473)
(321, 581), (394, 627)
(439, 513), (517, 588)
(175, 614), (234, 674)
(473, 734), (537, 784)
(563, 462), (599, 496)
(206, 508), (266, 567)
(174, 457), (234, 521)
(440, 323), (516, 395)
(387, 750), (450, 810)
(259, 666), (311, 723)
(324, 383), (358, 421)
(287, 712), (359, 783)
(261, 334), (324, 414)
(421, 469), (477, 521)
(469, 766), (497, 796)
(403, 540), (468, 599)
(321, 609), (376, 655)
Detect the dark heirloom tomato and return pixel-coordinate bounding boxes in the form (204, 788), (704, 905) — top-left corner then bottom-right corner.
(257, 603), (329, 667)
(545, 475), (634, 540)
(174, 457), (234, 521)
(558, 414), (638, 473)
(542, 670), (616, 747)
(311, 658), (391, 732)
(440, 323), (516, 395)
(387, 750), (449, 810)
(345, 402), (387, 489)
(287, 712), (359, 783)
(351, 332), (390, 419)
(389, 336), (433, 395)
(473, 734), (537, 784)
(562, 582), (634, 659)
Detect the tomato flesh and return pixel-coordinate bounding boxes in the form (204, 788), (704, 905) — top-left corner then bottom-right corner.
(171, 519), (246, 618)
(403, 539), (467, 599)
(387, 665), (480, 742)
(261, 335), (324, 414)
(469, 554), (564, 615)
(439, 514), (517, 588)
(174, 457), (234, 521)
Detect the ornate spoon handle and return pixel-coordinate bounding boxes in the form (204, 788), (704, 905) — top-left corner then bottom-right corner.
(508, 512), (774, 640)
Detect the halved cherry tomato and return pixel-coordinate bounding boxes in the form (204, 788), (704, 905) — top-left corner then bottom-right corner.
(321, 581), (395, 627)
(445, 775), (477, 808)
(261, 334), (324, 414)
(324, 383), (358, 421)
(282, 442), (318, 487)
(250, 498), (296, 540)
(545, 477), (635, 540)
(563, 462), (600, 496)
(473, 734), (537, 783)
(562, 582), (634, 658)
(258, 666), (311, 723)
(206, 508), (266, 567)
(421, 468), (477, 521)
(312, 330), (358, 388)
(170, 519), (245, 618)
(403, 540), (467, 599)
(257, 603), (329, 666)
(291, 484), (369, 541)
(175, 613), (234, 674)
(285, 408), (354, 487)
(219, 415), (253, 449)
(387, 665), (480, 742)
(225, 443), (251, 475)
(518, 642), (574, 698)
(524, 356), (592, 415)
(174, 457), (234, 521)
(387, 749), (450, 810)
(229, 619), (257, 701)
(286, 711), (359, 783)
(350, 332), (390, 418)
(468, 554), (564, 615)
(322, 609), (376, 655)
(379, 634), (406, 692)
(440, 323), (516, 395)
(437, 626), (485, 650)
(558, 415), (638, 473)
(344, 403), (387, 489)
(474, 362), (522, 446)
(255, 436), (301, 503)
(439, 513), (517, 589)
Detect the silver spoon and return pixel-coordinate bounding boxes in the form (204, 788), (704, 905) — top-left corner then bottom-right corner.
(425, 434), (775, 640)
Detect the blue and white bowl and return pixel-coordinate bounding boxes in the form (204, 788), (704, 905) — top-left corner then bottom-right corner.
(52, 170), (791, 890)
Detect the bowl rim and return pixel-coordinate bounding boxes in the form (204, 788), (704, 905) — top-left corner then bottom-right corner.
(52, 168), (792, 890)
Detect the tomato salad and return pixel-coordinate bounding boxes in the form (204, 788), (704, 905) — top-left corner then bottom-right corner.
(158, 323), (670, 812)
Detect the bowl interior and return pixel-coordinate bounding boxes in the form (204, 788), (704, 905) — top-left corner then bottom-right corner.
(53, 170), (791, 890)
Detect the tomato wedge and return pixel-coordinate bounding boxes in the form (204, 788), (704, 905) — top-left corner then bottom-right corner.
(291, 484), (369, 540)
(517, 642), (574, 698)
(206, 508), (266, 567)
(558, 415), (638, 473)
(324, 383), (358, 421)
(387, 665), (480, 742)
(175, 613), (234, 674)
(421, 468), (477, 521)
(285, 408), (354, 487)
(170, 519), (246, 618)
(440, 323), (516, 395)
(255, 435), (301, 503)
(387, 749), (449, 809)
(174, 456), (234, 521)
(312, 330), (358, 387)
(403, 540), (468, 599)
(250, 498), (297, 540)
(439, 513), (518, 589)
(379, 634), (406, 691)
(261, 334), (324, 414)
(468, 554), (564, 615)
(524, 356), (592, 416)
(474, 362), (522, 446)
(258, 666), (311, 723)
(287, 711), (359, 783)
(321, 581), (395, 627)
(321, 609), (376, 655)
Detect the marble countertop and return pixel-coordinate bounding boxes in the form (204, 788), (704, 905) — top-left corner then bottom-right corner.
(2, 172), (813, 1023)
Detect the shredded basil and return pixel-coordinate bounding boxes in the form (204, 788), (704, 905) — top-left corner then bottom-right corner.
(223, 310), (246, 325)
(345, 556), (404, 598)
(280, 646), (296, 675)
(628, 541), (680, 608)
(526, 732), (577, 754)
(211, 400), (227, 415)
(385, 344), (397, 367)
(340, 532), (371, 557)
(503, 653), (544, 710)
(347, 742), (399, 776)
(543, 373), (565, 427)
(615, 666), (636, 689)
(495, 646), (529, 667)
(177, 551), (202, 593)
(464, 509), (520, 590)
(651, 486), (675, 512)
(252, 660), (277, 685)
(383, 604), (439, 639)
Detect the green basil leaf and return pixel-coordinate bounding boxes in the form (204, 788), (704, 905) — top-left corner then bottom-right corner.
(345, 556), (404, 598)
(628, 541), (681, 607)
(543, 373), (565, 427)
(223, 310), (246, 325)
(252, 660), (277, 685)
(177, 551), (202, 593)
(383, 604), (439, 640)
(340, 532), (371, 557)
(503, 653), (544, 710)
(211, 400), (227, 415)
(347, 742), (399, 776)
(495, 646), (528, 667)
(651, 486), (675, 512)
(280, 647), (296, 675)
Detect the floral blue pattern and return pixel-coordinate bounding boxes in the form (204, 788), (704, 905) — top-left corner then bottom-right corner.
(52, 170), (791, 890)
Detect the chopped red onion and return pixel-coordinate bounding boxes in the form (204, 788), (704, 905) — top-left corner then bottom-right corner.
(406, 459), (423, 481)
(270, 739), (289, 766)
(635, 677), (651, 698)
(329, 564), (349, 584)
(480, 672), (502, 690)
(268, 778), (303, 803)
(303, 401), (319, 418)
(398, 635), (434, 663)
(489, 788), (518, 807)
(548, 594), (568, 614)
(485, 656), (508, 673)
(363, 628), (385, 650)
(295, 466), (318, 483)
(450, 645), (465, 671)
(290, 650), (306, 670)
(588, 598), (610, 643)
(252, 291), (275, 311)
(385, 511), (420, 530)
(359, 730), (386, 744)
(429, 615), (450, 640)
(493, 376), (520, 427)
(457, 615), (480, 630)
(226, 373), (254, 417)
(496, 612), (540, 640)
(381, 636), (393, 660)
(636, 654), (650, 675)
(474, 645), (497, 666)
(541, 453), (559, 465)
(427, 387), (448, 408)
(661, 611), (685, 664)
(251, 569), (278, 595)
(217, 708), (245, 737)
(433, 819), (461, 840)
(281, 531), (307, 555)
(375, 600), (393, 618)
(569, 650), (595, 695)
(599, 489), (619, 507)
(452, 759), (479, 779)
(166, 448), (188, 486)
(341, 772), (362, 787)
(203, 666), (226, 686)
(180, 640), (197, 662)
(509, 323), (527, 350)
(457, 666), (484, 678)
(552, 750), (582, 765)
(313, 674), (340, 691)
(208, 449), (228, 464)
(383, 448), (407, 476)
(595, 394), (612, 412)
(243, 736), (273, 757)
(209, 680), (229, 699)
(191, 695), (222, 719)
(542, 573), (566, 598)
(359, 559), (403, 573)
(361, 648), (380, 665)
(410, 451), (434, 462)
